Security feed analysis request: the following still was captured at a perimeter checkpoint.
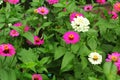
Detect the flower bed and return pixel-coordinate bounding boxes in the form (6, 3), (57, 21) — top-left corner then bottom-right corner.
(0, 0), (120, 80)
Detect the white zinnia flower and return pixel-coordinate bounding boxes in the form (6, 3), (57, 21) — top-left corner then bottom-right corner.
(88, 52), (102, 65)
(0, 1), (3, 5)
(71, 16), (90, 32)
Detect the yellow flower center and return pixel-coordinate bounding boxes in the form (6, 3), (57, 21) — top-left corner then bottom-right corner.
(41, 9), (45, 13)
(36, 38), (40, 42)
(75, 14), (79, 18)
(68, 34), (74, 40)
(117, 3), (120, 8)
(4, 45), (9, 51)
(34, 77), (39, 80)
(93, 55), (98, 60)
(111, 56), (118, 62)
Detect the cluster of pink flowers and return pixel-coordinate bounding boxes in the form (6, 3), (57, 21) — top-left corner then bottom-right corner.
(63, 31), (80, 44)
(106, 52), (120, 73)
(35, 7), (49, 15)
(4, 0), (19, 4)
(46, 0), (59, 5)
(0, 43), (16, 56)
(96, 0), (106, 4)
(108, 11), (118, 19)
(32, 74), (42, 80)
(69, 12), (83, 22)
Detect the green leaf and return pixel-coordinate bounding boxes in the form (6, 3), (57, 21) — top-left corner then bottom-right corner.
(0, 69), (8, 80)
(22, 32), (34, 44)
(61, 52), (74, 72)
(53, 3), (64, 7)
(71, 43), (80, 54)
(80, 56), (88, 69)
(87, 37), (97, 50)
(88, 77), (98, 80)
(8, 69), (16, 80)
(38, 57), (50, 65)
(54, 46), (66, 60)
(41, 22), (52, 29)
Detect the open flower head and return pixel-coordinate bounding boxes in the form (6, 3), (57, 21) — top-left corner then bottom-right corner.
(114, 2), (120, 12)
(63, 31), (80, 44)
(34, 36), (44, 46)
(37, 7), (49, 15)
(13, 22), (22, 27)
(71, 16), (90, 32)
(70, 12), (83, 22)
(10, 30), (19, 37)
(109, 11), (118, 19)
(0, 44), (16, 56)
(106, 52), (120, 62)
(96, 0), (106, 4)
(46, 0), (59, 5)
(88, 52), (102, 65)
(8, 0), (19, 4)
(84, 5), (93, 11)
(32, 74), (42, 80)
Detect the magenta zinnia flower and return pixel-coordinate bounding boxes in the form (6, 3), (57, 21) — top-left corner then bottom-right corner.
(84, 5), (93, 11)
(63, 31), (80, 44)
(32, 74), (42, 80)
(96, 0), (106, 4)
(0, 44), (16, 56)
(34, 36), (44, 46)
(46, 0), (59, 5)
(109, 11), (118, 19)
(10, 30), (19, 37)
(8, 0), (19, 4)
(106, 52), (120, 63)
(37, 7), (49, 15)
(70, 12), (83, 22)
(114, 2), (120, 12)
(13, 22), (22, 27)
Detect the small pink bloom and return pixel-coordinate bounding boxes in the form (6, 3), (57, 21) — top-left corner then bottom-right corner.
(34, 36), (44, 46)
(24, 25), (30, 32)
(109, 11), (118, 19)
(37, 7), (49, 15)
(13, 22), (22, 27)
(0, 44), (16, 56)
(70, 12), (83, 22)
(32, 74), (42, 80)
(46, 0), (59, 5)
(8, 0), (19, 4)
(96, 0), (106, 4)
(114, 2), (120, 12)
(84, 5), (93, 11)
(10, 30), (19, 37)
(63, 31), (80, 44)
(106, 52), (120, 63)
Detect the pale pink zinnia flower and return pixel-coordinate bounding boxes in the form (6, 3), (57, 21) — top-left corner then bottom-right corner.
(37, 7), (49, 15)
(70, 12), (83, 22)
(13, 22), (22, 27)
(32, 74), (42, 80)
(96, 0), (106, 4)
(84, 5), (93, 11)
(0, 44), (16, 56)
(34, 36), (44, 46)
(106, 52), (120, 63)
(8, 0), (19, 4)
(10, 30), (19, 37)
(108, 11), (118, 19)
(114, 2), (120, 12)
(46, 0), (59, 5)
(63, 31), (80, 44)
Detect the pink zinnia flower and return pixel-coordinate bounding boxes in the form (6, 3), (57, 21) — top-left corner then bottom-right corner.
(114, 2), (120, 12)
(109, 11), (118, 19)
(32, 74), (42, 80)
(63, 31), (80, 44)
(37, 7), (49, 15)
(8, 0), (19, 4)
(24, 25), (30, 32)
(0, 44), (16, 56)
(10, 30), (19, 37)
(34, 36), (44, 46)
(46, 0), (59, 5)
(13, 22), (22, 27)
(70, 12), (83, 22)
(96, 0), (106, 4)
(106, 52), (120, 63)
(84, 5), (93, 11)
